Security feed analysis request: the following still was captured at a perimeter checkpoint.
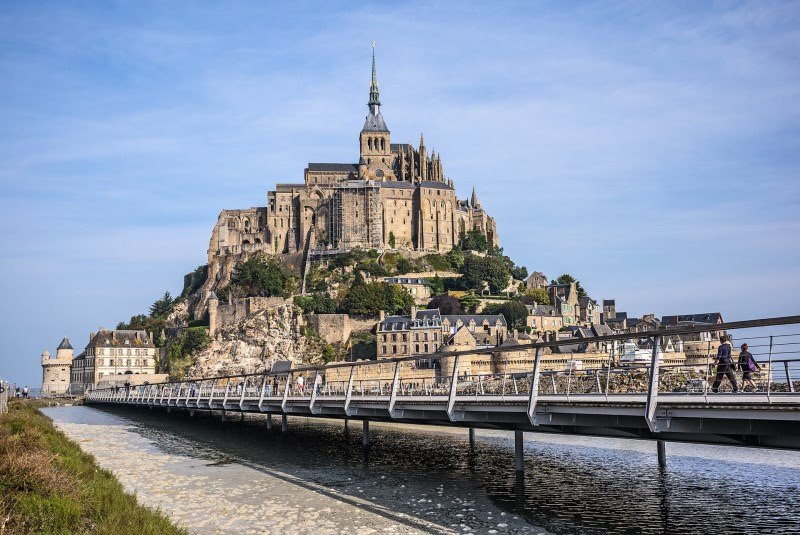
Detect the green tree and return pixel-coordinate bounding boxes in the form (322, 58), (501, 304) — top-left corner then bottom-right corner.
(231, 254), (296, 298)
(445, 247), (465, 270)
(556, 273), (588, 298)
(483, 300), (529, 330)
(149, 292), (174, 318)
(521, 287), (550, 305)
(461, 229), (488, 252)
(388, 231), (396, 249)
(427, 294), (463, 315)
(459, 292), (480, 314)
(428, 275), (445, 296)
(339, 281), (413, 315)
(460, 254), (510, 294)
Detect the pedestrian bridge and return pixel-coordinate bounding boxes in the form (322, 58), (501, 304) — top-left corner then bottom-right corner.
(86, 316), (800, 466)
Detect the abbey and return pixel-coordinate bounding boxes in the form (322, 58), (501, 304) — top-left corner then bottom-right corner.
(207, 48), (498, 268)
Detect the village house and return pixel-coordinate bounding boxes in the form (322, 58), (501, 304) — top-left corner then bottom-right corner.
(548, 282), (579, 326)
(383, 276), (431, 305)
(376, 308), (506, 358)
(627, 313), (661, 333)
(70, 328), (165, 393)
(662, 313), (725, 339)
(578, 296), (601, 326)
(525, 303), (563, 333)
(524, 271), (548, 289)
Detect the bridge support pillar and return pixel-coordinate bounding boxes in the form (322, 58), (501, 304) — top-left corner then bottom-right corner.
(657, 440), (667, 468)
(469, 428), (476, 451)
(514, 431), (524, 473)
(362, 420), (370, 448)
(266, 414), (273, 431)
(281, 414), (288, 432)
(166, 407), (171, 413)
(189, 409), (195, 417)
(240, 411), (244, 422)
(221, 410), (226, 422)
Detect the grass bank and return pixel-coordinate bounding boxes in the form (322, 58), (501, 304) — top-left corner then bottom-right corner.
(0, 399), (186, 534)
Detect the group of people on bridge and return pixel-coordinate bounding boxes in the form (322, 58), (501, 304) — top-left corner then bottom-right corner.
(711, 335), (761, 393)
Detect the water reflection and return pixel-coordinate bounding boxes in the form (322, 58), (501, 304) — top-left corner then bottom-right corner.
(56, 407), (800, 534)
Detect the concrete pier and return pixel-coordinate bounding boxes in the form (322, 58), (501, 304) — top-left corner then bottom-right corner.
(514, 431), (524, 473)
(266, 414), (273, 430)
(657, 440), (667, 468)
(281, 414), (288, 432)
(469, 427), (476, 451)
(362, 420), (370, 448)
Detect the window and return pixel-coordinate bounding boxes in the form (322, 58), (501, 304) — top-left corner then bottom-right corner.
(392, 345), (397, 354)
(415, 344), (419, 353)
(382, 345), (387, 354)
(424, 343), (429, 353)
(392, 334), (397, 342)
(402, 345), (407, 353)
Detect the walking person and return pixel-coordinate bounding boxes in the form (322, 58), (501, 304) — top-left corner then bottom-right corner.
(738, 343), (761, 391)
(22, 386), (29, 398)
(295, 374), (305, 395)
(711, 335), (739, 393)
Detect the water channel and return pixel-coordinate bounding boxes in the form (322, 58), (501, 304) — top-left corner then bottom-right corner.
(43, 406), (800, 534)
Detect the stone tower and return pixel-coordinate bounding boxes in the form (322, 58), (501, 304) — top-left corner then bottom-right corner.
(359, 43), (395, 181)
(41, 337), (73, 396)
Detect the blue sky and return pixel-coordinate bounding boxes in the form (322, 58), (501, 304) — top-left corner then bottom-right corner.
(1, 1), (798, 386)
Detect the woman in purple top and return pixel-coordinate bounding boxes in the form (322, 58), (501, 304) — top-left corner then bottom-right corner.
(738, 343), (761, 391)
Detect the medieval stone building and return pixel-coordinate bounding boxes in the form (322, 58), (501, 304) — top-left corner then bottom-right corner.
(205, 48), (498, 285)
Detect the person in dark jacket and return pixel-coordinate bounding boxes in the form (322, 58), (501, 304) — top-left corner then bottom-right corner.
(737, 343), (761, 391)
(711, 335), (739, 393)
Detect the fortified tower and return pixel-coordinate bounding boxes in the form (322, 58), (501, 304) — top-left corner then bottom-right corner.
(41, 337), (73, 396)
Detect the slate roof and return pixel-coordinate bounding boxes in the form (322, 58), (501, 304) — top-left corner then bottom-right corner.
(592, 324), (613, 337)
(390, 143), (412, 151)
(57, 337), (73, 350)
(442, 314), (507, 328)
(419, 181), (454, 190)
(380, 181), (416, 190)
(362, 112), (389, 132)
(87, 330), (153, 348)
(526, 304), (559, 316)
(307, 163), (359, 173)
(662, 313), (723, 325)
(603, 299), (616, 307)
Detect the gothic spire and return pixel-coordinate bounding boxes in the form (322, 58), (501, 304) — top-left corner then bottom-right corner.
(471, 187), (480, 208)
(369, 41), (380, 109)
(362, 41), (388, 132)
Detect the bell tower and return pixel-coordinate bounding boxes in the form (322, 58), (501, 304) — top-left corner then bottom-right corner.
(359, 42), (395, 180)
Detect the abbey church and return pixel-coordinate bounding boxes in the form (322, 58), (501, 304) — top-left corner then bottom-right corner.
(206, 48), (498, 270)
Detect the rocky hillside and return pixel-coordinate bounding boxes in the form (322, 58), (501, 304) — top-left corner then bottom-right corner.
(187, 302), (321, 378)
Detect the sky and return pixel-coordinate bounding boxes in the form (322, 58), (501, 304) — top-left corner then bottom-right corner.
(1, 1), (798, 386)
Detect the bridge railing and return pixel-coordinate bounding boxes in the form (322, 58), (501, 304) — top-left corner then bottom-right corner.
(85, 315), (800, 427)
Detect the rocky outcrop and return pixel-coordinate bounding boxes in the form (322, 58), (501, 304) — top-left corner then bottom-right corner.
(187, 303), (320, 378)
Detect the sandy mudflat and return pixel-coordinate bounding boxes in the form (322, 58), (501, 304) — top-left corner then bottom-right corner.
(50, 419), (452, 534)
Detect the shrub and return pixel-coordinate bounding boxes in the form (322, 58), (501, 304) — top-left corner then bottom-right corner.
(340, 281), (414, 315)
(460, 254), (510, 294)
(230, 254), (296, 298)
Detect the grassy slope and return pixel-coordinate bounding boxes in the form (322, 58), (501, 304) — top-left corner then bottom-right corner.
(0, 399), (186, 535)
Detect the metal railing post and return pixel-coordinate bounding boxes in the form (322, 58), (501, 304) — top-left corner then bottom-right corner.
(257, 374), (268, 410)
(343, 366), (356, 416)
(446, 355), (461, 421)
(309, 370), (321, 413)
(281, 372), (292, 413)
(645, 335), (662, 433)
(526, 348), (542, 426)
(605, 344), (614, 401)
(388, 361), (401, 418)
(238, 376), (247, 410)
(785, 361), (795, 393)
(767, 336), (774, 402)
(208, 379), (218, 407)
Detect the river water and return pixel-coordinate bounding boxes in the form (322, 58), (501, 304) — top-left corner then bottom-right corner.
(43, 406), (800, 534)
